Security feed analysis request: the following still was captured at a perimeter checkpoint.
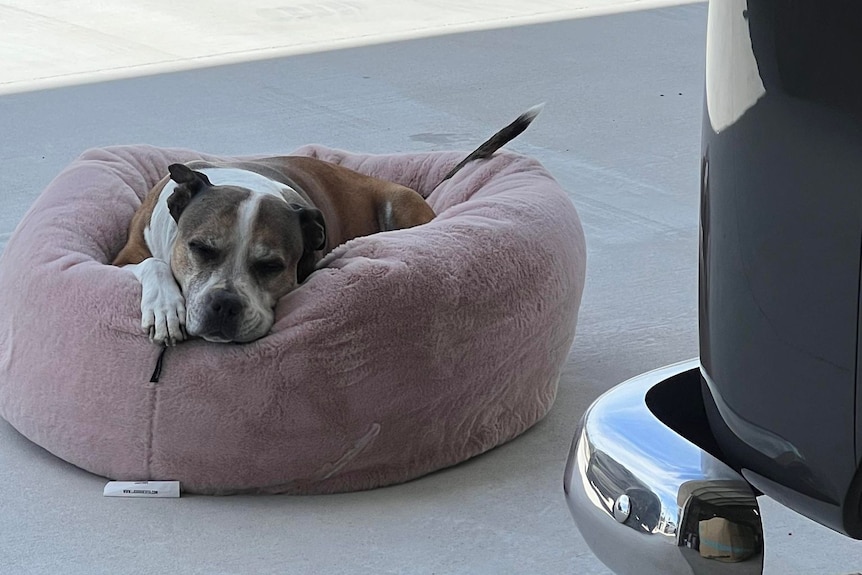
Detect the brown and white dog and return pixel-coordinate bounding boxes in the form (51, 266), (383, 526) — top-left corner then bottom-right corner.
(113, 104), (543, 345)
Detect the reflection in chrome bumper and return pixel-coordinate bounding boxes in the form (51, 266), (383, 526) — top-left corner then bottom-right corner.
(563, 360), (763, 574)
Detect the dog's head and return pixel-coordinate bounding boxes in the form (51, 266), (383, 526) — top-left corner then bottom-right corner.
(166, 164), (326, 343)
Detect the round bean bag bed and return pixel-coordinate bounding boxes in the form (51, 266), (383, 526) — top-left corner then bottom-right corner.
(0, 144), (586, 495)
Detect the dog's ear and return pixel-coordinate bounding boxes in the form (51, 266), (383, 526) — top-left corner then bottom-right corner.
(167, 164), (212, 222)
(291, 204), (327, 253)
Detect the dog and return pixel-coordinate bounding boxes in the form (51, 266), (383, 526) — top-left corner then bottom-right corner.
(113, 104), (543, 345)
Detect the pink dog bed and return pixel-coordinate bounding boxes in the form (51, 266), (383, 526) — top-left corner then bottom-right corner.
(0, 144), (585, 494)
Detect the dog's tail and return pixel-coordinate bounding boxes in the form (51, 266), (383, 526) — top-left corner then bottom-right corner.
(434, 103), (545, 189)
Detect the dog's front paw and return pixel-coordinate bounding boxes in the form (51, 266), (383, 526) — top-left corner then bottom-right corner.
(127, 258), (188, 346)
(141, 287), (187, 347)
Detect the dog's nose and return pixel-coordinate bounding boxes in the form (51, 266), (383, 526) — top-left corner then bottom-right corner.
(209, 290), (242, 321)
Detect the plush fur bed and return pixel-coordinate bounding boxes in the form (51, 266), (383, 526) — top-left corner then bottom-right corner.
(0, 144), (586, 494)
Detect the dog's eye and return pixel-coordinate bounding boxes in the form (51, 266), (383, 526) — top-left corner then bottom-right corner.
(254, 259), (286, 275)
(188, 240), (219, 261)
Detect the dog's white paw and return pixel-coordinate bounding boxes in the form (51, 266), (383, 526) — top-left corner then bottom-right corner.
(140, 286), (187, 347)
(125, 258), (187, 346)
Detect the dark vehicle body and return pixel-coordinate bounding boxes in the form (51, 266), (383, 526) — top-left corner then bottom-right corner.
(699, 0), (862, 539)
(565, 1), (862, 572)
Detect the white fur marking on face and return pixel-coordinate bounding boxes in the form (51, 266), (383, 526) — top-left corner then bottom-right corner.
(199, 168), (305, 204)
(234, 194), (265, 277)
(228, 193), (276, 335)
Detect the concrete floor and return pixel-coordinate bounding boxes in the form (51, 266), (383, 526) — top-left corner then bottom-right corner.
(1, 1), (861, 573)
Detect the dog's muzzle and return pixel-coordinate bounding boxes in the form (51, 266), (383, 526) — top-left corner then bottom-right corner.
(196, 288), (245, 342)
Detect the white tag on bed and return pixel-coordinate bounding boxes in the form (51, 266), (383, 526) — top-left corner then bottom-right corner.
(103, 480), (180, 498)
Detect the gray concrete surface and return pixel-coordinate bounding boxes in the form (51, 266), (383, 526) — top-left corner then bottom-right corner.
(0, 0), (695, 95)
(1, 1), (861, 573)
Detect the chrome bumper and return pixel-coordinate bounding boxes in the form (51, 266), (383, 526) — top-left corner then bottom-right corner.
(563, 360), (763, 574)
